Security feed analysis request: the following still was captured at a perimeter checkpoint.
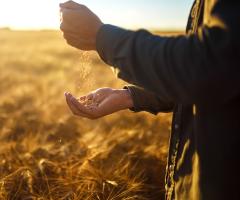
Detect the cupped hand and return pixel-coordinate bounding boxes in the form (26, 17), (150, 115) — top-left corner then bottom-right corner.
(64, 88), (133, 119)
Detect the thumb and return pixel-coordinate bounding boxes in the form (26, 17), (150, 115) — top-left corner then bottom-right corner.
(60, 1), (83, 9)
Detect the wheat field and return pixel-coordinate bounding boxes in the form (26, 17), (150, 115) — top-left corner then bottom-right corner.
(0, 29), (173, 200)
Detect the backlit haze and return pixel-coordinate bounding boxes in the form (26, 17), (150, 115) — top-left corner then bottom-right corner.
(0, 0), (193, 30)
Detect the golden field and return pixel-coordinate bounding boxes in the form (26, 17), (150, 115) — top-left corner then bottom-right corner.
(0, 29), (173, 200)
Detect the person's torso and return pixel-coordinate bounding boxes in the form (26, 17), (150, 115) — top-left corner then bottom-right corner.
(165, 0), (240, 199)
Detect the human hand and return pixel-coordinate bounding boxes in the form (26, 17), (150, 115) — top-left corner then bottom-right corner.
(64, 88), (134, 119)
(60, 1), (103, 50)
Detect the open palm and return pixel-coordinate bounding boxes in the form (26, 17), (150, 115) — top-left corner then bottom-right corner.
(65, 88), (133, 119)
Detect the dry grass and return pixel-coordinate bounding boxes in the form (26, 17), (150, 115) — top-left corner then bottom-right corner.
(0, 30), (173, 200)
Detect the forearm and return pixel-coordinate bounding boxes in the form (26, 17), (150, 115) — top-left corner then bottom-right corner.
(96, 1), (240, 105)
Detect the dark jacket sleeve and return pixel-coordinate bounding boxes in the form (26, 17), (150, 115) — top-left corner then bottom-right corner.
(124, 85), (174, 115)
(96, 1), (240, 105)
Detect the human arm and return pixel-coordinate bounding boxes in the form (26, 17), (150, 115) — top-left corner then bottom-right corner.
(64, 86), (173, 119)
(60, 1), (240, 106)
(96, 1), (240, 105)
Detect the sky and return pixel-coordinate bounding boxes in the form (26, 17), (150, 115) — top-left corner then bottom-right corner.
(0, 0), (193, 30)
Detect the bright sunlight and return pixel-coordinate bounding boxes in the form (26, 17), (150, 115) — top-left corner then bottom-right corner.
(0, 0), (193, 30)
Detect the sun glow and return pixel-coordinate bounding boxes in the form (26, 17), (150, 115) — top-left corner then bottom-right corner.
(0, 0), (192, 30)
(0, 0), (60, 30)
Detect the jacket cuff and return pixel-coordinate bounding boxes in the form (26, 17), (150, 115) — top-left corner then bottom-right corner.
(96, 24), (131, 66)
(124, 85), (174, 115)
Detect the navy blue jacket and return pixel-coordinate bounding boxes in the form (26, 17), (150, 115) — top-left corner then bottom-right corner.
(96, 0), (240, 199)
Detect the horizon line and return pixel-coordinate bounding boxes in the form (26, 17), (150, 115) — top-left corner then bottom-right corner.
(0, 26), (185, 32)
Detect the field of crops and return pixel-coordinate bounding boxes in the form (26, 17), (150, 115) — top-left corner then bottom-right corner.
(0, 29), (172, 200)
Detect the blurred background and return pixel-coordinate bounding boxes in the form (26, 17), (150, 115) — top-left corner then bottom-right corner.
(0, 0), (193, 30)
(0, 1), (192, 199)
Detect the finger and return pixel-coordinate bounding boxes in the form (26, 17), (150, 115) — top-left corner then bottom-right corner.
(60, 7), (91, 27)
(60, 23), (87, 37)
(69, 94), (94, 115)
(60, 11), (90, 33)
(67, 93), (92, 114)
(65, 93), (90, 118)
(68, 96), (100, 119)
(60, 1), (85, 10)
(65, 92), (81, 114)
(60, 8), (79, 23)
(60, 21), (77, 33)
(63, 33), (93, 50)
